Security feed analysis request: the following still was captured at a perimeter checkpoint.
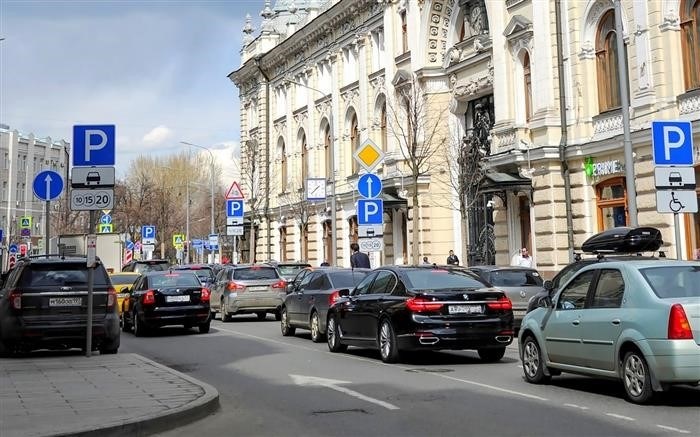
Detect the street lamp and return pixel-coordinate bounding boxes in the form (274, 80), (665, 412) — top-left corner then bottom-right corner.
(284, 79), (337, 265)
(180, 141), (216, 262)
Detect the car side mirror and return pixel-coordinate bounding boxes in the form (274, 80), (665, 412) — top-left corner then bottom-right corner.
(120, 286), (130, 294)
(543, 280), (554, 292)
(539, 295), (553, 309)
(338, 288), (350, 297)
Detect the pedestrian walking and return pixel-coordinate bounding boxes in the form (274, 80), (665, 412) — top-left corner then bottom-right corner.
(511, 247), (534, 268)
(446, 250), (459, 265)
(350, 243), (371, 269)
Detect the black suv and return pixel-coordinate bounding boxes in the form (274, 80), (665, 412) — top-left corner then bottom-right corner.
(0, 255), (120, 356)
(122, 259), (170, 274)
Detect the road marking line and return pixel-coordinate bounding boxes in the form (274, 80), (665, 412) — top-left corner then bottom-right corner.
(290, 374), (400, 410)
(656, 425), (691, 434)
(330, 383), (400, 410)
(564, 403), (589, 410)
(431, 373), (548, 401)
(605, 413), (635, 421)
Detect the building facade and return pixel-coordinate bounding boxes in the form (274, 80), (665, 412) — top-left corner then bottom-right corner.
(0, 125), (71, 255)
(230, 0), (700, 273)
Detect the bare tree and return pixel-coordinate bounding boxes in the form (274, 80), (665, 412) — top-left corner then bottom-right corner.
(280, 179), (313, 261)
(387, 76), (447, 264)
(240, 138), (265, 262)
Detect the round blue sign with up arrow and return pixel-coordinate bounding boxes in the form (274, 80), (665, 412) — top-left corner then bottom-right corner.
(357, 173), (382, 198)
(32, 170), (64, 201)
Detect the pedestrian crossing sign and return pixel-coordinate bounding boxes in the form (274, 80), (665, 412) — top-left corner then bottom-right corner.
(19, 217), (32, 229)
(99, 224), (113, 233)
(173, 234), (185, 248)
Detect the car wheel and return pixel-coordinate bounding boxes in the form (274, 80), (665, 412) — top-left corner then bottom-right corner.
(198, 321), (211, 334)
(274, 309), (282, 321)
(0, 339), (12, 358)
(122, 314), (133, 333)
(478, 347), (506, 363)
(622, 350), (653, 403)
(522, 336), (551, 384)
(256, 312), (267, 321)
(133, 311), (148, 337)
(310, 311), (324, 343)
(281, 307), (296, 336)
(221, 299), (232, 322)
(327, 314), (347, 353)
(99, 337), (120, 355)
(378, 318), (400, 363)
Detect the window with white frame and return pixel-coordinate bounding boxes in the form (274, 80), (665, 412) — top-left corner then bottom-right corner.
(343, 47), (358, 84)
(295, 75), (308, 108)
(371, 29), (385, 72)
(3, 152), (8, 169)
(317, 61), (332, 95)
(1, 181), (7, 202)
(275, 86), (287, 119)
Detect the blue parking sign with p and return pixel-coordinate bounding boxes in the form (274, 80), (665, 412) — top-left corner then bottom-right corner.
(73, 125), (116, 166)
(357, 199), (383, 225)
(652, 121), (694, 165)
(142, 225), (156, 239)
(227, 200), (244, 217)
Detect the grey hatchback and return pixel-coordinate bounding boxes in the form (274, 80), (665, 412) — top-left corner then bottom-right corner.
(210, 265), (287, 321)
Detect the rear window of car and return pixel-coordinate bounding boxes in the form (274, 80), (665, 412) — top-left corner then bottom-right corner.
(329, 271), (369, 288)
(277, 265), (310, 276)
(20, 263), (110, 287)
(488, 270), (543, 287)
(640, 265), (700, 298)
(134, 262), (169, 274)
(233, 267), (279, 280)
(176, 268), (215, 282)
(149, 273), (201, 288)
(404, 269), (488, 290)
(110, 274), (139, 286)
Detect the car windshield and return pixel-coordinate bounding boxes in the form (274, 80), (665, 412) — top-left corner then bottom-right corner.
(150, 273), (201, 288)
(233, 267), (279, 280)
(177, 268), (214, 282)
(21, 263), (110, 287)
(278, 265), (309, 276)
(110, 274), (139, 285)
(329, 271), (369, 288)
(640, 265), (700, 298)
(134, 262), (169, 274)
(488, 270), (543, 287)
(404, 269), (487, 290)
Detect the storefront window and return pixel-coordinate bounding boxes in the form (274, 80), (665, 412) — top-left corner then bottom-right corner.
(597, 177), (628, 230)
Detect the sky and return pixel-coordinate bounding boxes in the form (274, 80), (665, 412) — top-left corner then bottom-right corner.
(0, 0), (269, 184)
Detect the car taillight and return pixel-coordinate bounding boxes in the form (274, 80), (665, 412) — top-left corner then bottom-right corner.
(271, 280), (287, 289)
(9, 289), (21, 310)
(227, 281), (246, 291)
(201, 288), (211, 302)
(668, 304), (693, 340)
(107, 287), (116, 309)
(406, 297), (443, 313)
(487, 296), (513, 311)
(329, 290), (340, 305)
(142, 290), (155, 305)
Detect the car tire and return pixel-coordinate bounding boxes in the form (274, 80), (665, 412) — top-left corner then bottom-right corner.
(256, 312), (267, 321)
(310, 311), (324, 343)
(274, 310), (282, 321)
(622, 350), (654, 404)
(99, 337), (120, 355)
(378, 318), (400, 363)
(281, 307), (295, 336)
(222, 299), (232, 322)
(478, 347), (506, 363)
(122, 315), (133, 333)
(133, 311), (148, 337)
(198, 321), (211, 334)
(327, 314), (347, 353)
(0, 339), (12, 358)
(522, 336), (551, 384)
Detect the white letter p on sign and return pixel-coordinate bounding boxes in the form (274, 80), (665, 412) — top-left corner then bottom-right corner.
(84, 129), (108, 162)
(662, 125), (685, 161)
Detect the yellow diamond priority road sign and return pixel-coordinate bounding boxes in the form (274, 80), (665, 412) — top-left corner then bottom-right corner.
(354, 139), (385, 172)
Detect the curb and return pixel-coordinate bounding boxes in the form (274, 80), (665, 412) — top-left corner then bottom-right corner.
(55, 354), (220, 437)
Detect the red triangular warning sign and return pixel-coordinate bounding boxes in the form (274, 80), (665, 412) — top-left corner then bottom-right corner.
(225, 181), (245, 199)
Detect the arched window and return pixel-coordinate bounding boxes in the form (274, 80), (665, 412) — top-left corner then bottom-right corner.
(380, 101), (388, 152)
(300, 131), (308, 189)
(596, 10), (624, 112)
(350, 114), (360, 174)
(323, 122), (332, 179)
(279, 226), (287, 262)
(681, 0), (700, 91)
(400, 10), (408, 53)
(280, 140), (288, 193)
(523, 52), (533, 122)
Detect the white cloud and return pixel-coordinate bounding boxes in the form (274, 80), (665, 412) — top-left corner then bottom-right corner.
(142, 125), (173, 146)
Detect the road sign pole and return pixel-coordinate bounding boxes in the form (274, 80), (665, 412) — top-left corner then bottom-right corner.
(45, 200), (50, 256)
(86, 210), (96, 357)
(674, 213), (683, 259)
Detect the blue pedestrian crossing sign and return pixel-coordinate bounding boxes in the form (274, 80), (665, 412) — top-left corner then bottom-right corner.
(99, 224), (113, 233)
(32, 170), (64, 201)
(357, 173), (382, 198)
(652, 121), (694, 165)
(357, 199), (384, 225)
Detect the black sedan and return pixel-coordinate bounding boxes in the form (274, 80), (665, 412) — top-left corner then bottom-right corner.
(281, 268), (370, 342)
(122, 270), (211, 336)
(326, 266), (514, 363)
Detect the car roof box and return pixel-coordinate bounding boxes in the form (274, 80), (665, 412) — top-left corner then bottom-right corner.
(581, 227), (662, 254)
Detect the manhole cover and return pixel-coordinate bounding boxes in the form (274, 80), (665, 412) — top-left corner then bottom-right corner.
(405, 368), (454, 373)
(312, 408), (369, 416)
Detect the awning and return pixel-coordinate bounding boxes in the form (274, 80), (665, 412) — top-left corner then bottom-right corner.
(480, 171), (532, 194)
(381, 191), (408, 208)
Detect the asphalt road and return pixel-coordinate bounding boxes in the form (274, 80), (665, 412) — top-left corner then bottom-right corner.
(120, 315), (700, 437)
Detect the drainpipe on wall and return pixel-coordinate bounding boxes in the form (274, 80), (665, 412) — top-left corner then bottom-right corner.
(254, 55), (273, 261)
(555, 0), (575, 263)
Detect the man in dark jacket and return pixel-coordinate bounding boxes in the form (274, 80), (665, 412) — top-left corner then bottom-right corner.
(350, 243), (371, 269)
(446, 250), (459, 265)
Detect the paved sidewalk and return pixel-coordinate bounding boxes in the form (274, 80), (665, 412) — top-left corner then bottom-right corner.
(0, 353), (219, 437)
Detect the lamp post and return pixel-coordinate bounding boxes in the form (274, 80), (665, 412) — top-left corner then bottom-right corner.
(284, 79), (337, 265)
(180, 141), (216, 262)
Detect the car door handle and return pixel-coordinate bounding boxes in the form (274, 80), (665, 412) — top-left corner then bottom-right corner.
(572, 320), (580, 326)
(611, 319), (621, 325)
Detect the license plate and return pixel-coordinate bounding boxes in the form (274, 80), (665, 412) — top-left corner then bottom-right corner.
(117, 293), (129, 298)
(49, 297), (82, 307)
(513, 310), (527, 316)
(449, 304), (483, 314)
(166, 295), (190, 303)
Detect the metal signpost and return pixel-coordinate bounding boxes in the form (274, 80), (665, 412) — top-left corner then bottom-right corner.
(71, 125), (116, 357)
(225, 182), (245, 263)
(354, 144), (385, 256)
(652, 121), (697, 259)
(32, 170), (64, 256)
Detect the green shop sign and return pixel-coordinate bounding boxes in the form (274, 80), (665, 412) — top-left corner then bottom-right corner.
(584, 157), (625, 178)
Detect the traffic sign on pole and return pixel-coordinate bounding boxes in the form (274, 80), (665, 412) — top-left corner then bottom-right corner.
(142, 225), (156, 244)
(357, 199), (384, 225)
(32, 170), (64, 201)
(73, 125), (116, 166)
(225, 181), (244, 199)
(226, 199), (244, 217)
(357, 173), (382, 198)
(652, 121), (694, 166)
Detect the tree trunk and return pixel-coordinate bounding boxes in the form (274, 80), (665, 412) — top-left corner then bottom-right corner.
(248, 223), (256, 263)
(411, 174), (420, 265)
(460, 206), (469, 267)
